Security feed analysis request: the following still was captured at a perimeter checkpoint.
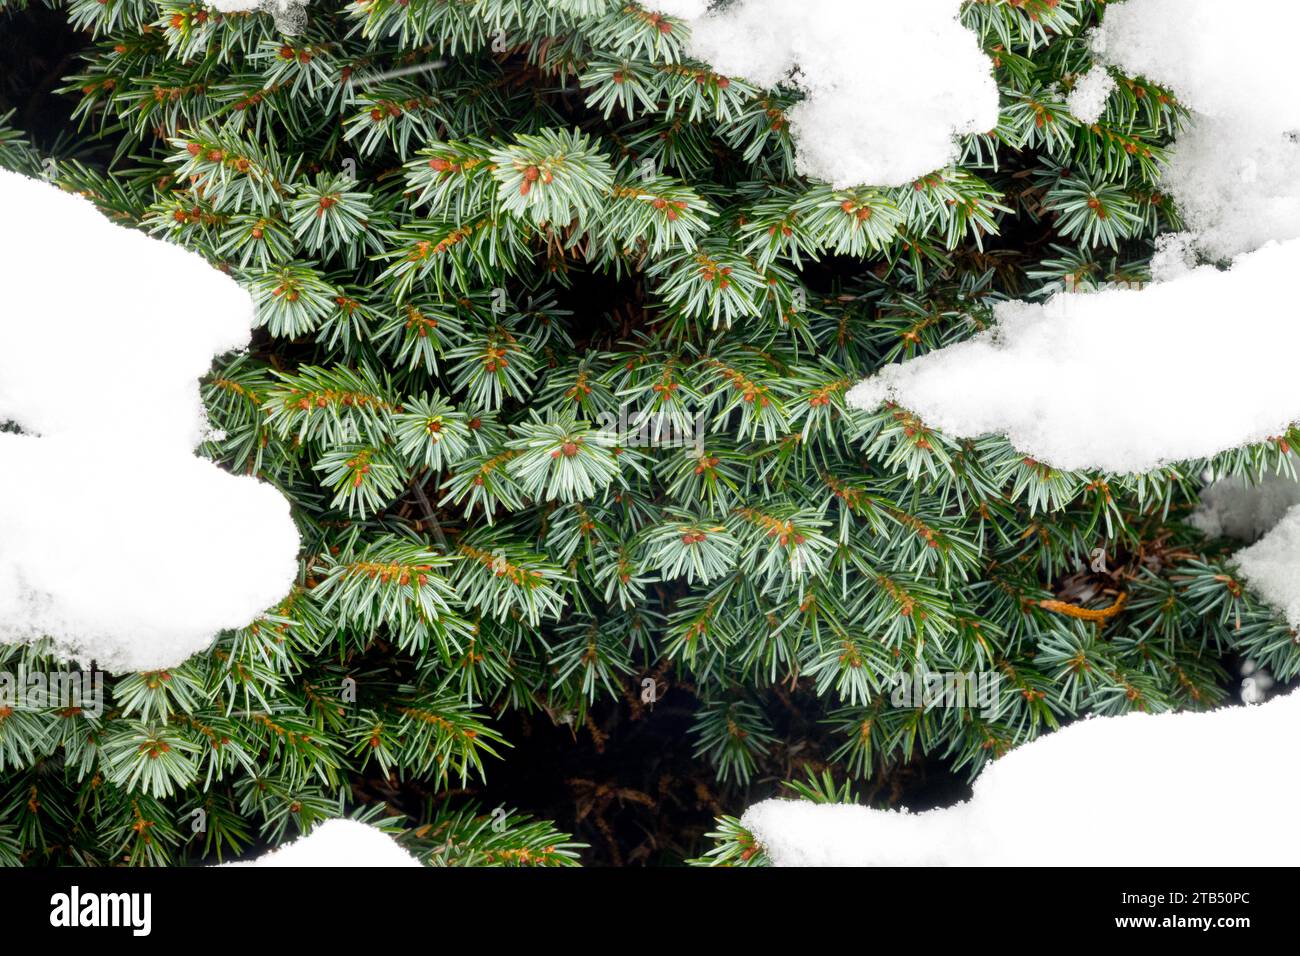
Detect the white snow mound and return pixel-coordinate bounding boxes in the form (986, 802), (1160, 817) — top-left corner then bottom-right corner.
(672, 0), (998, 187)
(224, 819), (424, 867)
(744, 687), (1300, 866)
(848, 239), (1300, 473)
(0, 169), (300, 672)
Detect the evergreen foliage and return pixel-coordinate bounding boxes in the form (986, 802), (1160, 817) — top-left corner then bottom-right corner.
(0, 0), (1294, 866)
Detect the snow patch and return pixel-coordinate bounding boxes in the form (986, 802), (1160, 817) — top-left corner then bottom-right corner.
(1097, 0), (1300, 130)
(0, 169), (300, 672)
(224, 819), (423, 867)
(743, 687), (1300, 866)
(1096, 1), (1300, 261)
(668, 0), (998, 187)
(1159, 119), (1300, 262)
(1064, 64), (1116, 124)
(1233, 506), (1300, 633)
(848, 239), (1300, 473)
